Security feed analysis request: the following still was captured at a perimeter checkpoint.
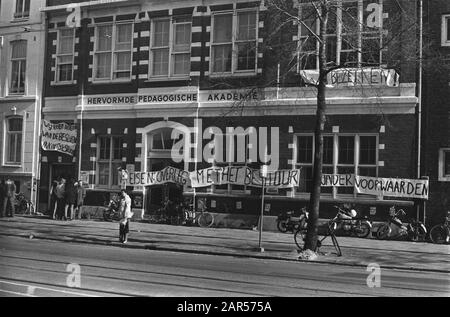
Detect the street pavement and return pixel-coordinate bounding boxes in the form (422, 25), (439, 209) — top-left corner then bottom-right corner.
(1, 235), (448, 297)
(0, 215), (449, 273)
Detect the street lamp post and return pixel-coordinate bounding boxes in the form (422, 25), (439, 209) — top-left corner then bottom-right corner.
(259, 165), (269, 253)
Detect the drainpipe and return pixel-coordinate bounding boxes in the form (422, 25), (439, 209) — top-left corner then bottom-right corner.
(417, 0), (424, 223)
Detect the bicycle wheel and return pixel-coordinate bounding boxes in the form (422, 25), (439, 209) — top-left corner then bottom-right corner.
(294, 229), (307, 249)
(354, 222), (371, 238)
(429, 225), (448, 244)
(277, 220), (288, 233)
(19, 200), (28, 214)
(198, 212), (214, 228)
(376, 224), (391, 240)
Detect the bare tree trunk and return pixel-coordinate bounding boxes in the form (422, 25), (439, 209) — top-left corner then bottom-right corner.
(304, 2), (329, 251)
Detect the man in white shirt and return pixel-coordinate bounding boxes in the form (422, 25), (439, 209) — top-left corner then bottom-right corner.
(119, 189), (133, 243)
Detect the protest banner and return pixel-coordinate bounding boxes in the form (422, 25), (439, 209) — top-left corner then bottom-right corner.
(41, 120), (77, 156)
(127, 166), (189, 187)
(354, 175), (429, 199)
(321, 174), (354, 187)
(189, 166), (301, 188)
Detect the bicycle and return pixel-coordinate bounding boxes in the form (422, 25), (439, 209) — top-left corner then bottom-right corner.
(376, 206), (427, 241)
(429, 211), (450, 244)
(181, 198), (214, 228)
(14, 192), (35, 215)
(294, 210), (342, 257)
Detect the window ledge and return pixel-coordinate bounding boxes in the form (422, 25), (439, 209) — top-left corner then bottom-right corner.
(10, 17), (30, 23)
(91, 79), (132, 84)
(209, 72), (257, 78)
(438, 176), (450, 182)
(145, 76), (190, 82)
(2, 164), (22, 168)
(52, 81), (76, 86)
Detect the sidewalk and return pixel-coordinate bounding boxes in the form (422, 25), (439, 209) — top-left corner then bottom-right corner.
(0, 215), (449, 273)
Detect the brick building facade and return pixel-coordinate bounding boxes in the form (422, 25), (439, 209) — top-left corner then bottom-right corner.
(39, 0), (423, 221)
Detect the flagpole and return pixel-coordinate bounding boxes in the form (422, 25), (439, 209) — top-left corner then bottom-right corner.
(78, 85), (84, 181)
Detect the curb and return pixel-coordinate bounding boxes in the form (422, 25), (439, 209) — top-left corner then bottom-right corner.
(1, 232), (449, 274)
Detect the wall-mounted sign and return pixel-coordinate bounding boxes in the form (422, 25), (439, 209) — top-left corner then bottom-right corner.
(41, 120), (77, 156)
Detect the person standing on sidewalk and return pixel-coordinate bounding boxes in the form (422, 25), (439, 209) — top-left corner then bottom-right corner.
(0, 179), (5, 217)
(54, 178), (66, 220)
(3, 179), (16, 217)
(118, 189), (133, 243)
(49, 180), (58, 219)
(64, 178), (77, 220)
(75, 180), (86, 219)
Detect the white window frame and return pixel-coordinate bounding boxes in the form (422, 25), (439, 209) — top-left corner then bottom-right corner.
(93, 22), (134, 82)
(96, 135), (124, 189)
(441, 14), (450, 47)
(3, 116), (24, 166)
(56, 28), (75, 83)
(293, 133), (378, 198)
(438, 148), (450, 181)
(210, 8), (259, 76)
(149, 17), (192, 80)
(9, 40), (27, 95)
(297, 0), (387, 71)
(14, 0), (30, 19)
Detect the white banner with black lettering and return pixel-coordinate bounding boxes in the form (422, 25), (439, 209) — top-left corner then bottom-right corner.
(354, 175), (429, 199)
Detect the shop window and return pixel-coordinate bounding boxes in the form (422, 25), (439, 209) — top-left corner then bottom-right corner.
(5, 117), (23, 165)
(149, 16), (192, 79)
(14, 0), (30, 19)
(10, 40), (27, 94)
(297, 0), (387, 70)
(94, 22), (133, 81)
(97, 136), (124, 188)
(210, 9), (258, 75)
(438, 148), (450, 181)
(56, 29), (75, 83)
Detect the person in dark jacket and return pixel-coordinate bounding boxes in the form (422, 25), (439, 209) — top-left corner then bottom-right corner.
(50, 180), (58, 219)
(0, 179), (5, 217)
(3, 179), (16, 217)
(55, 178), (66, 220)
(64, 178), (77, 220)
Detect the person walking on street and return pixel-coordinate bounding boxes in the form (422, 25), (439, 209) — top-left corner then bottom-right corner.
(64, 178), (77, 220)
(3, 179), (16, 217)
(119, 189), (133, 243)
(55, 178), (66, 220)
(75, 180), (86, 219)
(50, 180), (58, 219)
(0, 179), (5, 218)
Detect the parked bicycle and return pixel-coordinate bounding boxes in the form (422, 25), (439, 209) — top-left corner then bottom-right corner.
(179, 198), (214, 228)
(429, 211), (450, 244)
(14, 192), (35, 215)
(330, 205), (372, 238)
(294, 213), (342, 257)
(103, 195), (122, 221)
(277, 207), (308, 233)
(376, 206), (427, 241)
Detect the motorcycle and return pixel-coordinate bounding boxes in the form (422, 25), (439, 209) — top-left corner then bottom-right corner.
(103, 196), (122, 221)
(277, 207), (308, 233)
(330, 205), (372, 238)
(376, 206), (427, 241)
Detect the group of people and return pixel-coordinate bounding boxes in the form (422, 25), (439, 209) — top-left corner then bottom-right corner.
(0, 179), (17, 218)
(50, 177), (86, 220)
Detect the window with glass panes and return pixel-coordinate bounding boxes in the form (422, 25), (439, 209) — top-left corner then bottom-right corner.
(5, 117), (23, 164)
(297, 0), (387, 70)
(150, 16), (192, 78)
(294, 134), (377, 195)
(97, 136), (124, 187)
(94, 23), (133, 80)
(211, 9), (258, 74)
(14, 0), (30, 19)
(10, 40), (26, 94)
(56, 29), (74, 82)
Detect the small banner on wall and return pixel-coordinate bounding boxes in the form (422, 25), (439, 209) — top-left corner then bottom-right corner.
(41, 120), (77, 156)
(354, 175), (429, 200)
